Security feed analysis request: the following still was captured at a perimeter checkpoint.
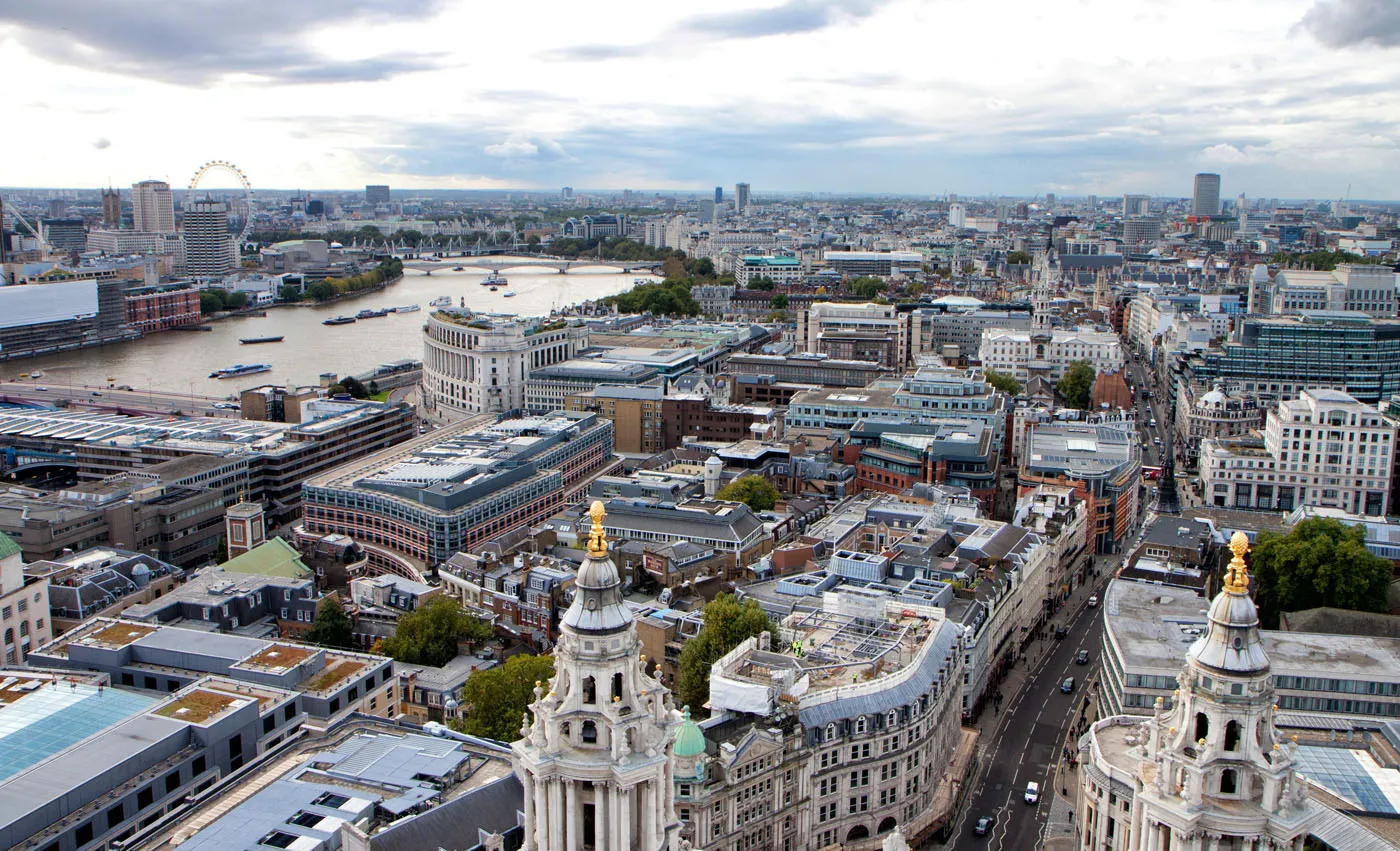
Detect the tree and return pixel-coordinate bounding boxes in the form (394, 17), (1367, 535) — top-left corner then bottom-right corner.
(692, 257), (716, 278)
(305, 596), (355, 649)
(452, 653), (556, 741)
(1057, 360), (1096, 409)
(715, 474), (780, 512)
(381, 596), (494, 667)
(279, 284), (303, 302)
(770, 294), (789, 309)
(746, 275), (776, 291)
(198, 291), (224, 315)
(677, 594), (774, 713)
(662, 256), (688, 280)
(1251, 517), (1393, 629)
(340, 376), (370, 399)
(984, 368), (1022, 396)
(225, 291), (249, 310)
(848, 276), (886, 299)
(1007, 250), (1033, 265)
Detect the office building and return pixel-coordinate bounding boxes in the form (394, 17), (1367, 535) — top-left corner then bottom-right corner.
(821, 250), (923, 277)
(523, 358), (659, 414)
(1272, 265), (1399, 318)
(735, 181), (750, 212)
(1121, 215), (1162, 247)
(1122, 193), (1150, 216)
(714, 185), (723, 205)
(1077, 536), (1318, 850)
(559, 214), (626, 242)
(838, 418), (1000, 506)
(1192, 172), (1221, 216)
(1182, 314), (1400, 403)
(906, 307), (1033, 360)
(181, 198), (237, 278)
(23, 547), (183, 634)
(1199, 388), (1397, 515)
(978, 327), (1124, 382)
(301, 411), (615, 575)
(565, 384), (666, 454)
(131, 179), (175, 234)
(801, 302), (910, 367)
(949, 202), (967, 228)
(1020, 421), (1140, 552)
(40, 218), (85, 252)
(723, 352), (891, 387)
(582, 497), (769, 576)
(124, 283), (201, 332)
(1173, 383), (1265, 469)
(365, 184), (391, 205)
(736, 254), (804, 287)
(421, 313), (590, 421)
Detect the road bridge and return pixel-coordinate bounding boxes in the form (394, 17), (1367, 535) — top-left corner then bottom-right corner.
(401, 256), (662, 275)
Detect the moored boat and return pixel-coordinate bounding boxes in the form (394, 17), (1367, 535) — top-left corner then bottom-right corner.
(209, 363), (272, 379)
(323, 315), (357, 326)
(239, 335), (285, 344)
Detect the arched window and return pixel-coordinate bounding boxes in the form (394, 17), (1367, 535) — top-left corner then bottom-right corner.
(582, 720), (598, 744)
(1224, 720), (1240, 752)
(877, 817), (897, 834)
(2, 628), (11, 646)
(847, 825), (870, 842)
(825, 723), (836, 742)
(18, 622), (27, 637)
(582, 676), (596, 704)
(1194, 712), (1210, 743)
(887, 710), (897, 728)
(1220, 768), (1237, 794)
(612, 672), (623, 702)
(856, 716), (868, 734)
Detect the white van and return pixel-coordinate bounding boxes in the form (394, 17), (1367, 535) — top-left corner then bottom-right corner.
(1024, 781), (1040, 804)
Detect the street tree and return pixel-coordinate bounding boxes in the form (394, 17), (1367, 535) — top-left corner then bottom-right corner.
(304, 596), (355, 649)
(381, 596), (493, 667)
(676, 594), (774, 713)
(452, 653), (556, 741)
(1057, 360), (1096, 409)
(1251, 517), (1393, 628)
(746, 275), (776, 291)
(716, 474), (780, 512)
(984, 368), (1022, 396)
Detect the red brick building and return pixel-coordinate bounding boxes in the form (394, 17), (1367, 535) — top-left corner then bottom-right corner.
(125, 285), (201, 333)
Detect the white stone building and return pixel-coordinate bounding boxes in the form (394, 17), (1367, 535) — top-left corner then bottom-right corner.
(1075, 533), (1317, 851)
(1271, 265), (1399, 318)
(1199, 389), (1397, 515)
(0, 531), (49, 664)
(421, 314), (590, 422)
(977, 328), (1124, 383)
(512, 501), (682, 851)
(800, 302), (910, 366)
(1173, 384), (1265, 470)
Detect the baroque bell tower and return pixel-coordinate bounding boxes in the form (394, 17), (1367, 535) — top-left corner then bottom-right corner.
(512, 500), (681, 851)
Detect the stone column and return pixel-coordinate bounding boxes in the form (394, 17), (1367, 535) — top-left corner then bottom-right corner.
(522, 773), (536, 851)
(608, 783), (620, 851)
(642, 781), (656, 851)
(618, 785), (632, 851)
(566, 781), (579, 851)
(592, 782), (607, 851)
(549, 779), (564, 851)
(534, 775), (549, 851)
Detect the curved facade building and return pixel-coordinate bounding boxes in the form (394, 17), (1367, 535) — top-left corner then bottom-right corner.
(421, 313), (589, 422)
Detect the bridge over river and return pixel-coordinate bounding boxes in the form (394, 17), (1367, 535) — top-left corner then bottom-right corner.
(400, 256), (663, 275)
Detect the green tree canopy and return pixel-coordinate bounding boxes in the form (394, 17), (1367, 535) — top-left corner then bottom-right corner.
(848, 276), (886, 299)
(715, 474), (781, 512)
(1006, 250), (1033, 265)
(1057, 360), (1096, 409)
(452, 653), (556, 741)
(746, 275), (776, 291)
(1251, 517), (1393, 629)
(984, 368), (1022, 396)
(339, 376), (370, 399)
(381, 596), (493, 668)
(1269, 249), (1378, 271)
(770, 293), (789, 309)
(304, 596), (355, 649)
(676, 594), (775, 713)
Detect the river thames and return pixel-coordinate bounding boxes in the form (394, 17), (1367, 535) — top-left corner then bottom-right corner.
(0, 261), (652, 397)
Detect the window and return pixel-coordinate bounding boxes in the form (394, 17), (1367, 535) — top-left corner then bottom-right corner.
(165, 771), (181, 794)
(192, 756), (207, 775)
(287, 811), (324, 828)
(1220, 768), (1237, 794)
(107, 802), (125, 830)
(1224, 720), (1240, 752)
(313, 792), (349, 808)
(259, 830), (299, 848)
(137, 787), (154, 810)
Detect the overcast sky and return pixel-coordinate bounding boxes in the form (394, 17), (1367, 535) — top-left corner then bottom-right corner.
(3, 0), (1398, 197)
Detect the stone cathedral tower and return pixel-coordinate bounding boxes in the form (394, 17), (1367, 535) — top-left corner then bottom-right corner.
(512, 500), (681, 851)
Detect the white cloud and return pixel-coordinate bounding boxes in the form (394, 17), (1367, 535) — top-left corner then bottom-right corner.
(484, 138), (540, 158)
(1199, 143), (1250, 164)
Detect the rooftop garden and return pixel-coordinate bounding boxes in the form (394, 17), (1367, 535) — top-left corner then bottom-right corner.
(303, 658), (365, 693)
(90, 623), (158, 647)
(240, 644), (317, 671)
(155, 689), (240, 724)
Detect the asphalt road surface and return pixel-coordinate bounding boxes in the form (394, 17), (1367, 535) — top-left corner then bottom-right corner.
(0, 380), (232, 418)
(946, 588), (1108, 851)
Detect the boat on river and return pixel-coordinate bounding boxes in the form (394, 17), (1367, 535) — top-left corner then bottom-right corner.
(481, 272), (508, 287)
(393, 304), (421, 313)
(429, 296), (452, 307)
(239, 335), (285, 345)
(209, 363), (272, 379)
(323, 315), (357, 326)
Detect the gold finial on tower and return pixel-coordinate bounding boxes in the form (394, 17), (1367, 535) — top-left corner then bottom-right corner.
(1225, 530), (1251, 594)
(586, 500), (608, 558)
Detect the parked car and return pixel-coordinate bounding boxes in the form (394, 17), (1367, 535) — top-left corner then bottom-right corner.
(1077, 650), (1090, 665)
(975, 816), (994, 836)
(1061, 677), (1076, 693)
(1024, 782), (1040, 804)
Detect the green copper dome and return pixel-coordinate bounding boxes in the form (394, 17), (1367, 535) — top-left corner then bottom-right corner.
(673, 706), (706, 757)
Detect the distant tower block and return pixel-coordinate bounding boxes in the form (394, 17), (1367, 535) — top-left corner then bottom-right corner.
(225, 499), (266, 559)
(704, 455), (723, 497)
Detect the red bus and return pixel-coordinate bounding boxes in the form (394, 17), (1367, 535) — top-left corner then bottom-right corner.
(1142, 466), (1163, 481)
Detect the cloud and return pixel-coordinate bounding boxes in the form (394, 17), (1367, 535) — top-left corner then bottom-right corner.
(1297, 0), (1400, 48)
(1198, 143), (1276, 166)
(0, 0), (449, 84)
(484, 139), (540, 158)
(92, 138), (111, 150)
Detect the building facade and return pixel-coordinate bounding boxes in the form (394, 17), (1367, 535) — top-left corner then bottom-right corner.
(182, 198), (237, 278)
(131, 179), (175, 234)
(801, 303), (910, 368)
(978, 328), (1124, 382)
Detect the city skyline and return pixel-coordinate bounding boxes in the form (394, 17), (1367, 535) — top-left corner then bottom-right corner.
(2, 0), (1398, 196)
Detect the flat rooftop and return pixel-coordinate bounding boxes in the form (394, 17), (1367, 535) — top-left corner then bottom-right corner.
(0, 681), (158, 782)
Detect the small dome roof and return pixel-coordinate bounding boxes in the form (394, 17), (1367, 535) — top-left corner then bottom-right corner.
(1188, 531), (1269, 675)
(673, 706), (707, 757)
(1198, 387), (1228, 407)
(705, 455), (724, 467)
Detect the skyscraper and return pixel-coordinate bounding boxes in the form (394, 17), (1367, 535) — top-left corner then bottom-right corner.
(365, 184), (390, 205)
(735, 182), (750, 213)
(182, 198), (236, 278)
(1193, 172), (1221, 216)
(101, 188), (122, 228)
(131, 180), (175, 235)
(1122, 194), (1150, 216)
(714, 186), (723, 205)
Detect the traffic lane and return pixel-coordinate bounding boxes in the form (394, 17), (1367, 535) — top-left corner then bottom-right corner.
(954, 597), (1107, 851)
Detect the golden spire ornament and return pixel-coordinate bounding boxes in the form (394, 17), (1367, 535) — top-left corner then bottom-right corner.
(586, 500), (609, 558)
(1225, 530), (1251, 594)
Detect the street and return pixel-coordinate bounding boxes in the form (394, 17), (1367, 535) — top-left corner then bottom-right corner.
(943, 571), (1108, 851)
(0, 380), (233, 418)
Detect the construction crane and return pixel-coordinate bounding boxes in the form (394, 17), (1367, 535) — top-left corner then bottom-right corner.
(0, 195), (54, 257)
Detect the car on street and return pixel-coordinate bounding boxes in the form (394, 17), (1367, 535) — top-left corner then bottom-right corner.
(1024, 782), (1040, 804)
(1061, 676), (1076, 693)
(34, 386), (47, 391)
(1077, 650), (1090, 665)
(1088, 595), (1099, 607)
(974, 816), (994, 836)
(213, 402), (240, 410)
(1055, 625), (1068, 639)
